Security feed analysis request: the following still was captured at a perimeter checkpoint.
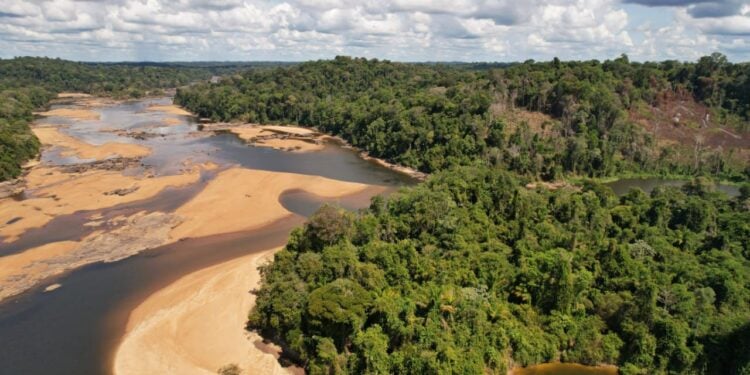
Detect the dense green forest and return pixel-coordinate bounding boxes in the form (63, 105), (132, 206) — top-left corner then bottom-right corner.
(250, 167), (750, 374)
(0, 57), (214, 180)
(176, 54), (749, 182)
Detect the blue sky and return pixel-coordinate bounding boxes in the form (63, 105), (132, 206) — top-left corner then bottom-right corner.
(0, 0), (748, 62)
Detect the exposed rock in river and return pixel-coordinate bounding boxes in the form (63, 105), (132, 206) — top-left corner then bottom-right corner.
(58, 157), (145, 174)
(0, 211), (182, 302)
(0, 179), (25, 199)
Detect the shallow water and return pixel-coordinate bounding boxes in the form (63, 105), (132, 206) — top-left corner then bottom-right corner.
(0, 97), (414, 375)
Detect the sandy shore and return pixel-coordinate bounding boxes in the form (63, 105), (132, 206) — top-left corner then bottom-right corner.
(222, 125), (326, 152)
(57, 92), (92, 99)
(114, 248), (293, 375)
(171, 167), (379, 239)
(0, 241), (78, 289)
(262, 125), (316, 136)
(147, 104), (192, 116)
(0, 166), (200, 242)
(33, 127), (151, 160)
(36, 107), (100, 120)
(162, 118), (182, 126)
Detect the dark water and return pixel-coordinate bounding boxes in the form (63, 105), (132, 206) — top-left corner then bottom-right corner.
(606, 177), (739, 197)
(0, 97), (414, 375)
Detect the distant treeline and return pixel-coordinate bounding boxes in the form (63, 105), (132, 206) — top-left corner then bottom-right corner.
(250, 167), (750, 374)
(176, 54), (750, 182)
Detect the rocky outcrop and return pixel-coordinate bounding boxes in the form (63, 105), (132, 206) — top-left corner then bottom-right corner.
(0, 211), (182, 302)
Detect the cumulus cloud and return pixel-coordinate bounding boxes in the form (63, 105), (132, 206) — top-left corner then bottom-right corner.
(0, 0), (746, 61)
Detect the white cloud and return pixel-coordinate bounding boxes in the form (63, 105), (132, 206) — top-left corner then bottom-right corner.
(0, 0), (746, 61)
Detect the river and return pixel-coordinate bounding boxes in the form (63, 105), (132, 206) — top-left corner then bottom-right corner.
(0, 96), (413, 374)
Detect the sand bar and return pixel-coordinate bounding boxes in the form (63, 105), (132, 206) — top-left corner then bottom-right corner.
(114, 248), (293, 375)
(262, 125), (316, 136)
(0, 167), (200, 242)
(33, 127), (151, 160)
(254, 137), (325, 152)
(170, 167), (379, 239)
(36, 108), (100, 120)
(147, 104), (192, 116)
(57, 92), (92, 99)
(213, 124), (326, 152)
(162, 118), (182, 126)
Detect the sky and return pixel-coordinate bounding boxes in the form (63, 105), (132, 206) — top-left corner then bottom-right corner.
(0, 0), (748, 62)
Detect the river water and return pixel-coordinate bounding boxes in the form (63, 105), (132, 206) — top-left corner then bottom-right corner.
(0, 97), (413, 374)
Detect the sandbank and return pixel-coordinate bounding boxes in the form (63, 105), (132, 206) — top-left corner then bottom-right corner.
(0, 167), (200, 242)
(57, 92), (92, 99)
(255, 137), (325, 152)
(170, 167), (378, 239)
(36, 108), (100, 120)
(147, 104), (192, 116)
(262, 125), (316, 136)
(162, 118), (182, 126)
(33, 127), (151, 160)
(114, 248), (293, 375)
(221, 125), (325, 152)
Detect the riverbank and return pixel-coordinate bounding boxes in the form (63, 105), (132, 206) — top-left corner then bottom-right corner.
(33, 127), (151, 160)
(199, 122), (428, 181)
(114, 247), (296, 375)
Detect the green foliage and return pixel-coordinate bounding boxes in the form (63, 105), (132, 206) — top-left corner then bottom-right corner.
(176, 55), (749, 182)
(249, 166), (750, 374)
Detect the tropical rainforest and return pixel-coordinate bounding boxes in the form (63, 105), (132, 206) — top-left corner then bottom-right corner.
(2, 55), (749, 374)
(187, 55), (750, 374)
(176, 54), (749, 183)
(250, 168), (750, 374)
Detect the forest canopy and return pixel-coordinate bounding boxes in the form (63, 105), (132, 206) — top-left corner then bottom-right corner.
(249, 166), (750, 374)
(177, 54), (750, 182)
